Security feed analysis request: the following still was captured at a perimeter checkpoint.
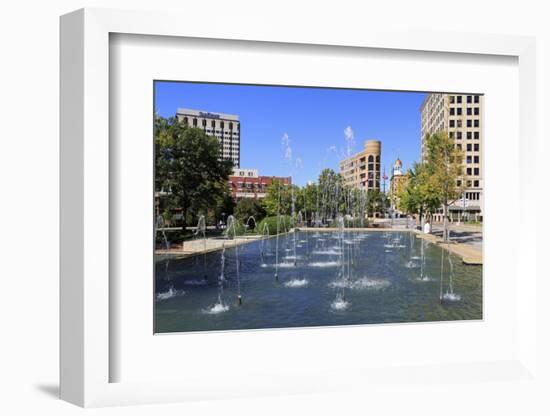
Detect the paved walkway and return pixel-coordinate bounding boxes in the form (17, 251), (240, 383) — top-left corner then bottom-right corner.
(156, 235), (262, 258)
(415, 231), (482, 265)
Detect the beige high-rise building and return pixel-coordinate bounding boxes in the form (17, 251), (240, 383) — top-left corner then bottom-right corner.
(176, 107), (240, 167)
(339, 140), (381, 191)
(420, 93), (483, 222)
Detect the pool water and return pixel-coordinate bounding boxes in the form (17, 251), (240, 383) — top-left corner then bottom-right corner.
(155, 231), (482, 333)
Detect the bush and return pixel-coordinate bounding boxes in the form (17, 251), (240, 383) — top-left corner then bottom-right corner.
(234, 198), (266, 226)
(257, 215), (292, 236)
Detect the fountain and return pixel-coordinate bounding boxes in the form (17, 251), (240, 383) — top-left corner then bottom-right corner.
(441, 243), (461, 302)
(194, 215), (207, 279)
(275, 180), (282, 281)
(331, 214), (350, 311)
(260, 222), (270, 259)
(225, 215), (242, 305)
(246, 216), (257, 231)
(206, 243), (229, 313)
(155, 215), (170, 251)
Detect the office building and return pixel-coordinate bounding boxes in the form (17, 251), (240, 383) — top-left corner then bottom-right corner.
(420, 93), (484, 222)
(339, 140), (381, 191)
(176, 107), (240, 167)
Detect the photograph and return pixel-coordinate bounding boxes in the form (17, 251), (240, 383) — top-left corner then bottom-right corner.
(153, 81), (483, 333)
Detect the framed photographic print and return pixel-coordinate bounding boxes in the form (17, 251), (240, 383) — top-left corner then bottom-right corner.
(60, 7), (538, 408)
(152, 81), (484, 334)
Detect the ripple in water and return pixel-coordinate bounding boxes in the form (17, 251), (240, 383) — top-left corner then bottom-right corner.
(204, 301), (230, 314)
(330, 277), (390, 290)
(156, 287), (185, 301)
(312, 249), (340, 256)
(331, 295), (350, 311)
(442, 292), (462, 301)
(261, 262), (295, 268)
(183, 279), (208, 286)
(405, 260), (420, 269)
(309, 261), (339, 268)
(284, 278), (309, 288)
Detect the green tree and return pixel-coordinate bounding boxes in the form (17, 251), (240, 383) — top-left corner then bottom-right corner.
(423, 132), (464, 240)
(366, 189), (387, 217)
(398, 162), (440, 224)
(262, 179), (292, 216)
(155, 116), (234, 228)
(317, 168), (346, 220)
(234, 198), (266, 227)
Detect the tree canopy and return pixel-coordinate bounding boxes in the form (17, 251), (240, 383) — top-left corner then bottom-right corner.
(155, 115), (234, 227)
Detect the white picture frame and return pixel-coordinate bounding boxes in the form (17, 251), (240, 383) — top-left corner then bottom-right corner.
(60, 7), (538, 408)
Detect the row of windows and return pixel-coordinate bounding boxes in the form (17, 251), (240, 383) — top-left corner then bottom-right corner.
(466, 155), (480, 164)
(457, 180), (481, 189)
(450, 107), (480, 116)
(456, 143), (480, 152)
(450, 95), (480, 104)
(449, 119), (480, 128)
(206, 129), (239, 135)
(450, 131), (480, 140)
(182, 117), (239, 130)
(465, 167), (480, 176)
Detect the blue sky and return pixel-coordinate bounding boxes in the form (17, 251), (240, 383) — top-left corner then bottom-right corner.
(155, 81), (426, 187)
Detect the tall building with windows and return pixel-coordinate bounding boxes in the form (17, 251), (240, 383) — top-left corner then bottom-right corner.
(420, 93), (483, 221)
(339, 140), (381, 191)
(176, 108), (240, 167)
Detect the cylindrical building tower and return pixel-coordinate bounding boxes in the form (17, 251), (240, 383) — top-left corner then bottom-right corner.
(364, 140), (381, 191)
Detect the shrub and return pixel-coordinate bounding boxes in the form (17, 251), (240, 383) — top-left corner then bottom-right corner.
(257, 215), (292, 236)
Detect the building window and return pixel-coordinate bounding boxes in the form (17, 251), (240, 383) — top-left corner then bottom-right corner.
(450, 96), (455, 104)
(368, 155), (374, 163)
(467, 144), (472, 151)
(467, 95), (472, 103)
(467, 108), (472, 116)
(474, 132), (480, 139)
(456, 143), (462, 150)
(474, 156), (479, 163)
(193, 118), (197, 127)
(474, 120), (480, 127)
(467, 168), (472, 175)
(449, 120), (455, 128)
(202, 119), (207, 127)
(457, 96), (462, 103)
(450, 108), (455, 116)
(474, 143), (479, 151)
(449, 132), (454, 139)
(474, 95), (480, 103)
(474, 180), (479, 187)
(220, 121), (224, 129)
(467, 120), (472, 128)
(466, 156), (472, 164)
(457, 180), (462, 187)
(456, 108), (462, 116)
(183, 117), (188, 124)
(211, 120), (216, 128)
(467, 132), (472, 140)
(457, 120), (462, 128)
(457, 131), (462, 140)
(474, 168), (479, 175)
(474, 107), (480, 115)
